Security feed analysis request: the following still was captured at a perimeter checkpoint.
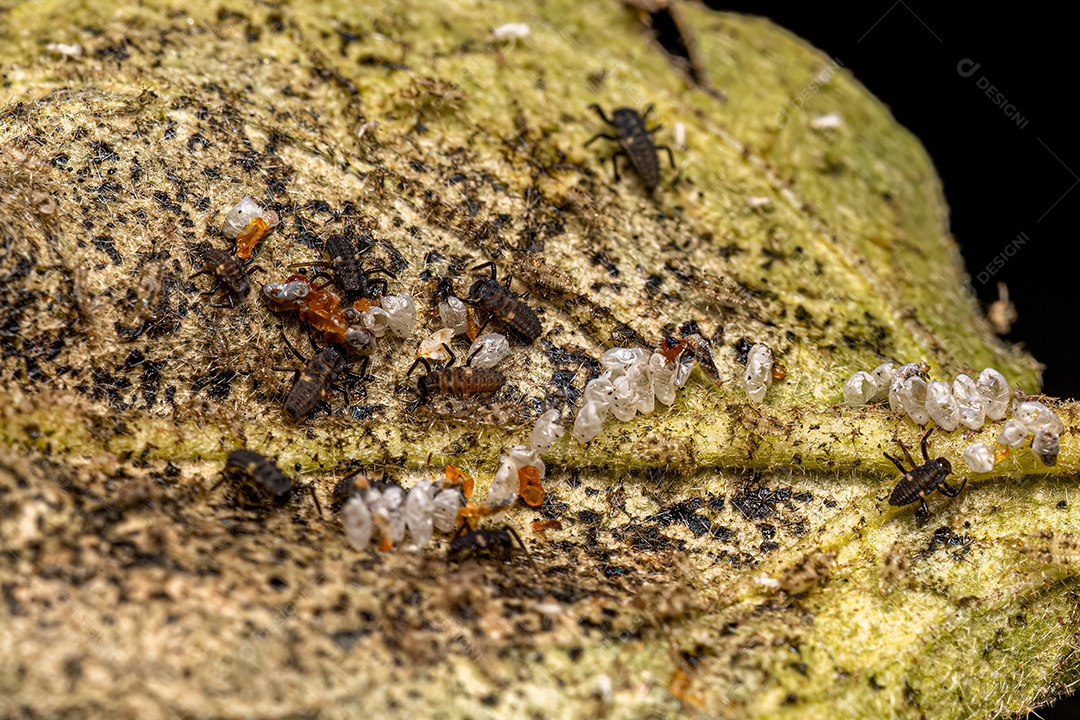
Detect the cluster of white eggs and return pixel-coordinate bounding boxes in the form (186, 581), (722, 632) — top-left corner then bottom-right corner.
(572, 347), (692, 443)
(844, 363), (1063, 471)
(342, 410), (557, 552)
(845, 364), (1009, 427)
(342, 479), (465, 551)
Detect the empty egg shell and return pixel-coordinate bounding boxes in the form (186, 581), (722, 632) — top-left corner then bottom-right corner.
(925, 380), (960, 432)
(843, 371), (876, 406)
(417, 328), (456, 360)
(997, 419), (1029, 448)
(467, 333), (511, 369)
(898, 376), (929, 426)
(572, 400), (609, 443)
(381, 293), (416, 338)
(976, 368), (1010, 421)
(953, 374), (986, 430)
(439, 296), (469, 336)
(530, 409), (564, 453)
(223, 196), (275, 239)
(963, 443), (995, 473)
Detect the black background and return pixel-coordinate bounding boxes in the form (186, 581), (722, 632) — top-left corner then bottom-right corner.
(708, 3), (1078, 400)
(711, 3), (1078, 717)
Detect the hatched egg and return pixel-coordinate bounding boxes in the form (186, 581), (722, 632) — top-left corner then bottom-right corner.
(743, 344), (774, 404)
(583, 373), (616, 409)
(361, 307), (391, 338)
(925, 380), (960, 431)
(997, 419), (1029, 447)
(674, 355), (693, 388)
(342, 496), (374, 550)
(222, 196), (276, 239)
(467, 333), (511, 369)
(600, 347), (650, 373)
(898, 375), (929, 426)
(650, 352), (678, 406)
(869, 363), (894, 402)
(489, 455), (519, 506)
(963, 443), (995, 473)
(626, 359), (654, 415)
(843, 371), (876, 406)
(381, 293), (416, 338)
(976, 368), (1010, 421)
(888, 364), (924, 412)
(403, 481), (435, 549)
(572, 400), (609, 443)
(345, 326), (376, 355)
(380, 485), (407, 546)
(432, 488), (464, 533)
(953, 374), (986, 430)
(507, 444), (545, 478)
(417, 328), (456, 360)
(610, 374), (639, 422)
(1013, 400), (1063, 435)
(1032, 429), (1060, 467)
(439, 296), (469, 336)
(530, 409), (564, 453)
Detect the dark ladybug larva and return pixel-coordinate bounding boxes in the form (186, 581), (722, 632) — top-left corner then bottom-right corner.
(884, 428), (967, 521)
(585, 104), (675, 193)
(406, 343), (505, 396)
(190, 247), (262, 308)
(282, 346), (349, 418)
(465, 262), (541, 343)
(223, 449), (292, 503)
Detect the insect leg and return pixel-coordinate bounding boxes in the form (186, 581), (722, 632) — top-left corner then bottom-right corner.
(474, 311), (493, 335)
(471, 261), (498, 280)
(883, 453), (908, 474)
(198, 280), (222, 297)
(279, 322), (308, 363)
(405, 357), (432, 378)
(441, 343), (457, 368)
(610, 150), (628, 183)
(305, 483), (324, 518)
(585, 132), (618, 147)
(364, 265), (396, 279)
(330, 383), (352, 407)
(506, 525), (536, 568)
(920, 427), (934, 463)
(655, 144), (677, 169)
(899, 440), (917, 470)
(356, 236), (375, 255)
(914, 499), (930, 522)
(306, 270), (335, 290)
(465, 346), (482, 367)
(366, 278), (389, 296)
(587, 103), (614, 126)
(938, 478), (968, 497)
(209, 293), (236, 309)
